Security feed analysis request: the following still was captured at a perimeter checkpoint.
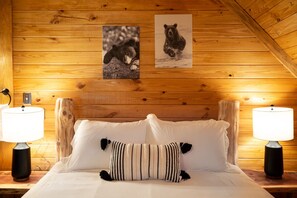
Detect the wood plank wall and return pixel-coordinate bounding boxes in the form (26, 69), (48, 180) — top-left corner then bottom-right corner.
(0, 0), (13, 103)
(236, 0), (297, 65)
(0, 0), (296, 171)
(0, 0), (14, 171)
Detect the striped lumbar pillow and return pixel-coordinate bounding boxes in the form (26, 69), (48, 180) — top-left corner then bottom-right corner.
(100, 139), (191, 182)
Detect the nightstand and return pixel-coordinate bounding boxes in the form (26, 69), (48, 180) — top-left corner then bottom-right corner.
(0, 171), (46, 198)
(243, 169), (297, 198)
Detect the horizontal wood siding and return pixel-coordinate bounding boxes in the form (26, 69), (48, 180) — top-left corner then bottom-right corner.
(0, 0), (295, 171)
(235, 0), (297, 169)
(237, 0), (297, 67)
(0, 0), (13, 173)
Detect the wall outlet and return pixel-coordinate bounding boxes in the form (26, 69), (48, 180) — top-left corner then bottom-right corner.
(23, 92), (32, 104)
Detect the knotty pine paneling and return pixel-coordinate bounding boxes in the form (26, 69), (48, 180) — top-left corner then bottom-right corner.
(287, 47), (297, 63)
(13, 37), (268, 51)
(12, 91), (297, 106)
(2, 0), (296, 171)
(12, 0), (226, 11)
(237, 0), (297, 66)
(275, 31), (297, 49)
(0, 0), (13, 172)
(0, 0), (13, 95)
(14, 24), (253, 37)
(236, 0), (283, 19)
(13, 51), (280, 64)
(13, 65), (293, 79)
(255, 0), (297, 30)
(266, 13), (297, 39)
(13, 10), (241, 25)
(13, 78), (297, 92)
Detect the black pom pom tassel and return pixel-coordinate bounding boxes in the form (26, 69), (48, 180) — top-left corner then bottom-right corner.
(180, 142), (192, 154)
(180, 170), (191, 180)
(100, 138), (111, 150)
(100, 170), (113, 181)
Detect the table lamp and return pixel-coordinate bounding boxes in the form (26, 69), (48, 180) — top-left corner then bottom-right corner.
(253, 106), (294, 179)
(1, 106), (44, 181)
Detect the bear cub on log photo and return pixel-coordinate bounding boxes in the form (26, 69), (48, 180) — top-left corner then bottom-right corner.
(102, 26), (140, 79)
(103, 38), (139, 70)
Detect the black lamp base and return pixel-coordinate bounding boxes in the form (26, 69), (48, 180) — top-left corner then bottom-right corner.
(12, 143), (31, 182)
(264, 141), (283, 179)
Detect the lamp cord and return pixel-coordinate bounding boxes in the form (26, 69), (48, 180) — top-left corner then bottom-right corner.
(1, 88), (11, 105)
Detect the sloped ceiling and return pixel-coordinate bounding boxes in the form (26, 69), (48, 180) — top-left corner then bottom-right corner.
(221, 0), (297, 78)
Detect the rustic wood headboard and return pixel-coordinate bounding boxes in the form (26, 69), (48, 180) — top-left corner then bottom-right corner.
(55, 98), (240, 165)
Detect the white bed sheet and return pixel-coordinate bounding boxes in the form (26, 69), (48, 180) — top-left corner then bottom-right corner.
(23, 162), (273, 198)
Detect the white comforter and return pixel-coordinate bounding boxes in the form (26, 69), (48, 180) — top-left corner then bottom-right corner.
(23, 163), (272, 198)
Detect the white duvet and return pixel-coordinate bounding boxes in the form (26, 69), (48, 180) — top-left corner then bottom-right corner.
(23, 162), (272, 198)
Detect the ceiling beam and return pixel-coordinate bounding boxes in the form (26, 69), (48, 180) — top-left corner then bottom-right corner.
(220, 0), (297, 78)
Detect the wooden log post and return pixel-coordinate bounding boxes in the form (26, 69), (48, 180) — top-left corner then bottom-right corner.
(218, 100), (240, 165)
(55, 98), (75, 162)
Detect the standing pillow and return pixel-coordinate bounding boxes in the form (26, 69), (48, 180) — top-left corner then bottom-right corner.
(64, 119), (147, 171)
(147, 114), (230, 171)
(100, 139), (192, 182)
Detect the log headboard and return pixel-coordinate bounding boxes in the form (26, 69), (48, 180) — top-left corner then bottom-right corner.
(55, 98), (240, 165)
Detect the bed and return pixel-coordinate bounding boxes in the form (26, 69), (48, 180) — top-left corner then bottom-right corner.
(23, 99), (273, 198)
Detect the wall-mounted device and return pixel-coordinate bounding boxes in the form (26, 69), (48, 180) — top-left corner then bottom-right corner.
(23, 93), (32, 104)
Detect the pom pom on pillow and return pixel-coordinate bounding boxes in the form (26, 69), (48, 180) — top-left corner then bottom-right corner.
(100, 139), (191, 183)
(100, 138), (111, 150)
(180, 142), (192, 154)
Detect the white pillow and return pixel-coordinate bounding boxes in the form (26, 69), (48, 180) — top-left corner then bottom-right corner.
(146, 114), (230, 171)
(65, 119), (147, 171)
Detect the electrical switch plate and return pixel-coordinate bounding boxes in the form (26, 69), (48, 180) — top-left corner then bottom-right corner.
(23, 92), (32, 104)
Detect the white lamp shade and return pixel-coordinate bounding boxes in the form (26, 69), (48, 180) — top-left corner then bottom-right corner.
(0, 104), (9, 140)
(253, 107), (294, 141)
(1, 107), (44, 142)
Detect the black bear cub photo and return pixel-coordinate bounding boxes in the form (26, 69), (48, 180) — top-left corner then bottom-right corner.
(163, 23), (186, 58)
(103, 38), (139, 68)
(102, 26), (140, 79)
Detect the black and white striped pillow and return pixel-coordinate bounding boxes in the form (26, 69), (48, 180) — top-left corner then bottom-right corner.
(100, 139), (191, 182)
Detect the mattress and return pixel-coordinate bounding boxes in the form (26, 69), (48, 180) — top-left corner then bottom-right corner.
(23, 162), (273, 198)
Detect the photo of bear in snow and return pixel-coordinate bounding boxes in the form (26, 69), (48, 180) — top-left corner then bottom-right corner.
(102, 26), (140, 79)
(163, 23), (186, 58)
(155, 14), (192, 68)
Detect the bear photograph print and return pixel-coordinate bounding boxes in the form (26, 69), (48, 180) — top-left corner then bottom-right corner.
(102, 26), (140, 79)
(155, 14), (192, 68)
